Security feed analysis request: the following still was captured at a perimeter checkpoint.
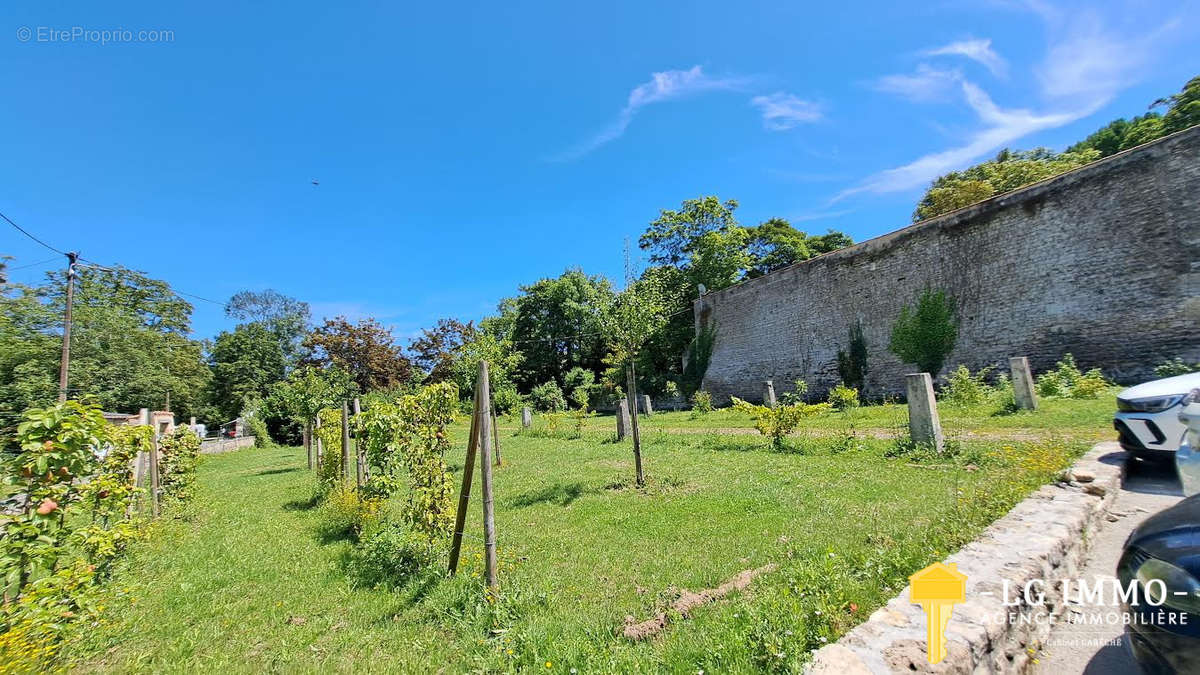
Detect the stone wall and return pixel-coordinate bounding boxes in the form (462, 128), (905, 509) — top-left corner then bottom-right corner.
(695, 127), (1200, 402)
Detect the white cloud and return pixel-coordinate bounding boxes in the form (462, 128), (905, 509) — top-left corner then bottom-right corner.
(924, 38), (1008, 77)
(554, 66), (747, 160)
(873, 64), (961, 102)
(749, 92), (822, 130)
(835, 80), (1096, 199)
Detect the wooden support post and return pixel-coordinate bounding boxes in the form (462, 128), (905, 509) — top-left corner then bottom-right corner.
(353, 397), (364, 486)
(447, 399), (479, 576)
(626, 363), (645, 487)
(1009, 357), (1038, 411)
(315, 415), (323, 467)
(341, 401), (351, 481)
(304, 421), (312, 470)
(148, 430), (160, 518)
(905, 373), (944, 452)
(477, 362), (499, 593)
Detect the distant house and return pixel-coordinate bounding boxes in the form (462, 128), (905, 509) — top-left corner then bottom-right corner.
(102, 409), (176, 436)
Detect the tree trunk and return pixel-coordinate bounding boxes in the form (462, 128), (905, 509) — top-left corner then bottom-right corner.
(625, 362), (644, 487)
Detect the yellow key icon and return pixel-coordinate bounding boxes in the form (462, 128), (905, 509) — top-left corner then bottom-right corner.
(909, 562), (967, 664)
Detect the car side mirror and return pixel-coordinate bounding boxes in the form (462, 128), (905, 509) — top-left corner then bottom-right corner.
(1175, 390), (1200, 497)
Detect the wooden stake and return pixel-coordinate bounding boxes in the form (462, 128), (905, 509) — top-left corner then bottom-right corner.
(477, 362), (499, 593)
(447, 392), (480, 575)
(340, 401), (351, 481)
(304, 421), (313, 470)
(353, 397), (364, 487)
(491, 405), (502, 467)
(626, 362), (644, 487)
(315, 415), (323, 467)
(148, 429), (160, 518)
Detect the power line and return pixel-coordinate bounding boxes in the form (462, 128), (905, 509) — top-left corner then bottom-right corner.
(6, 255), (61, 272)
(0, 210), (67, 255)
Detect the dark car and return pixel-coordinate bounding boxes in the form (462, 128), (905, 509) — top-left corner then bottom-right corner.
(1119, 390), (1200, 673)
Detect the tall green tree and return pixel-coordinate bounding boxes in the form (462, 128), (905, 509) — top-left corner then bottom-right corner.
(208, 323), (287, 421)
(508, 268), (613, 390)
(224, 289), (310, 364)
(746, 218), (852, 277)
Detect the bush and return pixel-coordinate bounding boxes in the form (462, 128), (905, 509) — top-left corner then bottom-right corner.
(529, 381), (567, 412)
(316, 484), (382, 541)
(1072, 369), (1109, 399)
(941, 365), (993, 407)
(888, 288), (958, 377)
(690, 390), (714, 416)
(158, 427), (201, 502)
(491, 385), (523, 416)
(1035, 354), (1108, 399)
(730, 397), (831, 450)
(779, 380), (809, 405)
(348, 523), (442, 588)
(1154, 358), (1200, 378)
(244, 413), (272, 447)
(826, 383), (859, 411)
(836, 321), (869, 393)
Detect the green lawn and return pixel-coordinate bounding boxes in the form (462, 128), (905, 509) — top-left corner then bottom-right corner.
(67, 406), (1099, 673)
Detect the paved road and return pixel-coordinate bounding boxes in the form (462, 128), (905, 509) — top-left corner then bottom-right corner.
(1033, 455), (1184, 674)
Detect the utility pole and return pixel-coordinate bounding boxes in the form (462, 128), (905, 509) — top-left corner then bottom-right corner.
(57, 251), (79, 402)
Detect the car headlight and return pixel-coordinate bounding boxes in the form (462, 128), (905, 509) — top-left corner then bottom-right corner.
(1118, 394), (1186, 413)
(1136, 558), (1200, 613)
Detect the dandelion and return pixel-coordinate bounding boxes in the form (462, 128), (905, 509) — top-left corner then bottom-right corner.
(545, 661), (553, 669)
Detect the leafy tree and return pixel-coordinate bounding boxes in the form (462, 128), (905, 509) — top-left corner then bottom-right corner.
(746, 218), (852, 277)
(913, 148), (1099, 221)
(408, 318), (475, 383)
(639, 196), (740, 267)
(450, 326), (521, 399)
(1157, 75), (1200, 135)
(529, 380), (567, 412)
(302, 316), (413, 393)
(262, 365), (356, 429)
(836, 321), (869, 393)
(687, 227), (752, 293)
(508, 268), (612, 391)
(224, 289), (310, 363)
(888, 288), (958, 377)
(208, 323), (287, 421)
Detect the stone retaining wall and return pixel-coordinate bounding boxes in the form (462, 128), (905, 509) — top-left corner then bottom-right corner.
(806, 442), (1125, 674)
(200, 436), (256, 454)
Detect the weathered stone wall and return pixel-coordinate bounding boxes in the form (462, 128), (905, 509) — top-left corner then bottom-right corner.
(696, 127), (1200, 402)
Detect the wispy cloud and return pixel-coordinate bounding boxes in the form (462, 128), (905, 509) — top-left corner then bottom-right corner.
(924, 38), (1008, 77)
(790, 208), (855, 223)
(749, 92), (822, 130)
(838, 4), (1185, 200)
(554, 66), (747, 160)
(873, 64), (961, 102)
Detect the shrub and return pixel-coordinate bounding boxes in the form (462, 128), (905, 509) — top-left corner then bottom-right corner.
(680, 323), (716, 397)
(244, 413), (272, 447)
(491, 385), (523, 416)
(664, 381), (682, 410)
(690, 390), (714, 416)
(730, 396), (832, 450)
(317, 484), (382, 541)
(1035, 354), (1107, 399)
(158, 427), (201, 502)
(779, 380), (809, 405)
(529, 381), (567, 412)
(941, 365), (994, 407)
(563, 367), (596, 409)
(836, 321), (869, 393)
(1072, 369), (1109, 399)
(888, 288), (958, 377)
(1154, 358), (1200, 378)
(826, 383), (859, 411)
(569, 386), (589, 412)
(991, 373), (1019, 415)
(347, 523), (441, 588)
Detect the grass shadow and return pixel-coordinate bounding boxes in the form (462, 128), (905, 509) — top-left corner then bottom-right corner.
(508, 481), (591, 508)
(282, 494), (320, 511)
(254, 467), (302, 477)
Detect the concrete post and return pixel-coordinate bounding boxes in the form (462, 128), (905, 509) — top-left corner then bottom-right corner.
(521, 406), (532, 428)
(905, 373), (944, 451)
(1009, 357), (1038, 410)
(640, 394), (653, 416)
(616, 398), (632, 440)
(764, 380), (777, 408)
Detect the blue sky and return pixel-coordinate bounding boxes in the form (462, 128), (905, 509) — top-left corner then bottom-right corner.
(2, 0), (1196, 342)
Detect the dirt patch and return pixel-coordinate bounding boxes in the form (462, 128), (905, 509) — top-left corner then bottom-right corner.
(622, 564), (777, 641)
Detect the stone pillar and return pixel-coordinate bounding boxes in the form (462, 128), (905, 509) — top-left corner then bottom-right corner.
(616, 399), (632, 440)
(905, 373), (944, 451)
(521, 406), (532, 428)
(1009, 357), (1038, 410)
(139, 407), (150, 425)
(640, 394), (653, 415)
(764, 380), (776, 408)
(189, 416), (196, 427)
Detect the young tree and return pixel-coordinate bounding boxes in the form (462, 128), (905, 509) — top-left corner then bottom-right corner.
(302, 316), (412, 393)
(600, 278), (668, 487)
(888, 289), (958, 377)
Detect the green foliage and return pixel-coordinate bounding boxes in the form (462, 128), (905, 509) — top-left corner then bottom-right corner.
(243, 412), (272, 447)
(314, 407), (345, 494)
(1071, 370), (1109, 399)
(679, 323), (716, 398)
(316, 483), (382, 542)
(826, 383), (860, 411)
(209, 322), (289, 422)
(639, 196), (741, 268)
(941, 365), (994, 408)
(490, 385), (523, 415)
(158, 427), (201, 502)
(347, 522), (441, 589)
(745, 218), (852, 278)
(779, 379), (808, 405)
(836, 321), (868, 393)
(262, 366), (355, 428)
(450, 329), (520, 400)
(563, 366), (595, 410)
(888, 288), (957, 377)
(223, 289), (310, 365)
(730, 396), (831, 450)
(505, 269), (612, 392)
(302, 316), (413, 393)
(689, 390), (714, 416)
(529, 381), (566, 412)
(600, 277), (670, 365)
(1154, 357), (1200, 378)
(1033, 354), (1109, 399)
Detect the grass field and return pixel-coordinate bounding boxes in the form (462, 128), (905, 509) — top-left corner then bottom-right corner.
(67, 395), (1113, 673)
